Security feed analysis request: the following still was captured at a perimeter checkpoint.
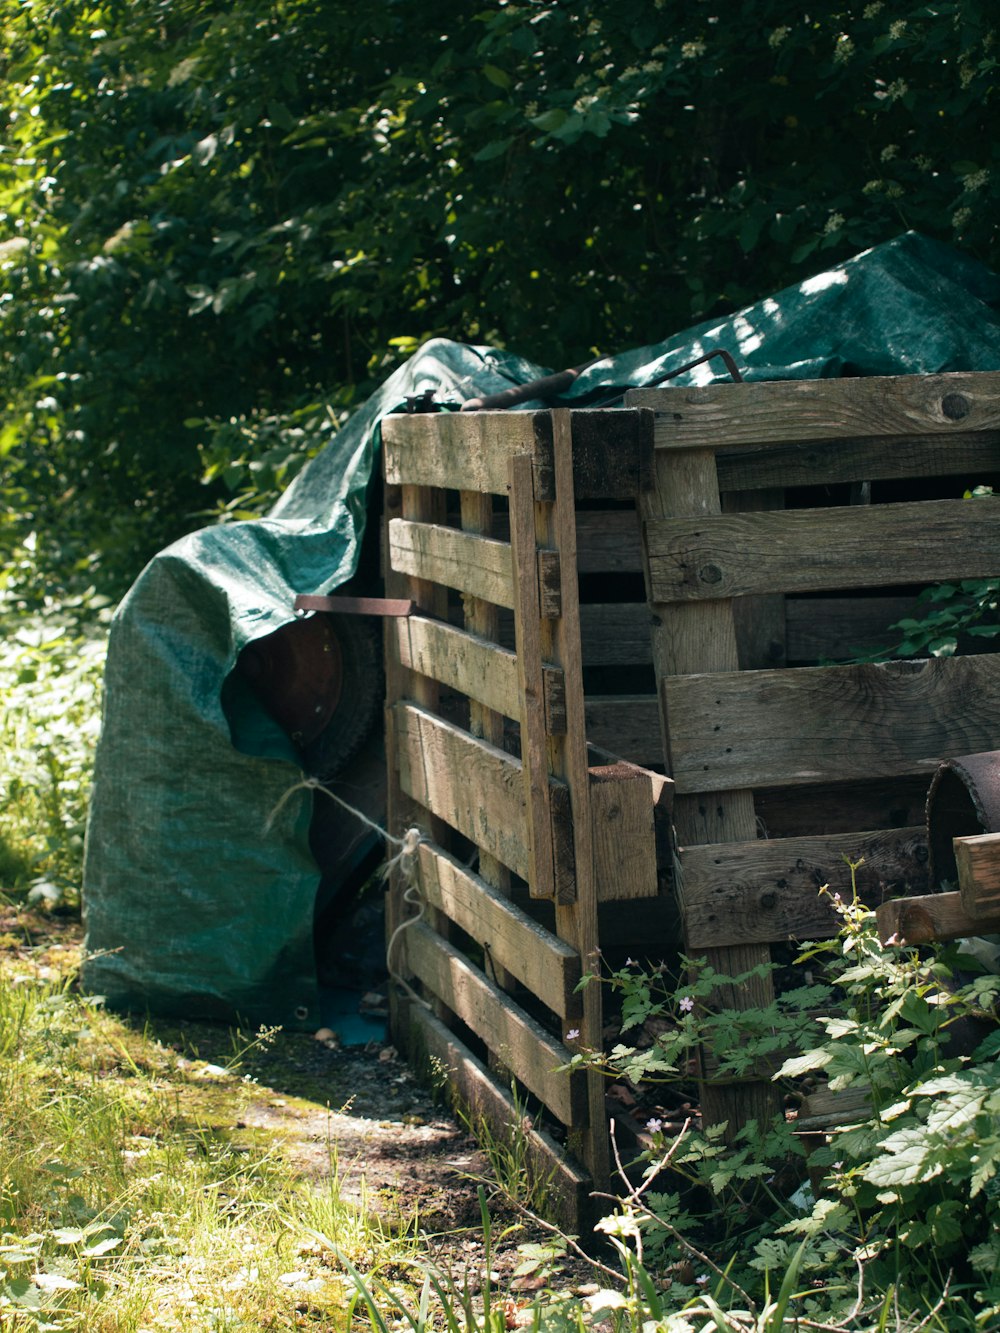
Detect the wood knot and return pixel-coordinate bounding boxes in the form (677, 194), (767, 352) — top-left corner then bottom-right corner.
(699, 563), (723, 585)
(941, 392), (970, 421)
(759, 891), (778, 910)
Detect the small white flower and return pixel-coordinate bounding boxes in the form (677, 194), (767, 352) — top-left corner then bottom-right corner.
(566, 1028), (580, 1041)
(679, 995), (695, 1013)
(646, 1117), (663, 1133)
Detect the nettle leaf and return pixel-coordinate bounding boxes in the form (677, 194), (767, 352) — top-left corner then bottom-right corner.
(776, 1048), (831, 1078)
(971, 1149), (1000, 1198)
(862, 1128), (942, 1188)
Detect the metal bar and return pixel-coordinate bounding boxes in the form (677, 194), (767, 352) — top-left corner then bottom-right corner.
(294, 594), (417, 618)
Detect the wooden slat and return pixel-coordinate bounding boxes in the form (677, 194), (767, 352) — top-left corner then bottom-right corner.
(680, 826), (927, 949)
(394, 702), (574, 888)
(583, 695), (662, 767)
(637, 439), (780, 1136)
(548, 408), (611, 1189)
(580, 593), (988, 670)
(382, 408), (653, 500)
(785, 595), (920, 662)
(627, 371), (1000, 452)
(876, 890), (1000, 945)
(392, 614), (566, 732)
(574, 510), (643, 573)
(756, 775), (930, 839)
(716, 430), (1000, 492)
(955, 832), (1000, 919)
(664, 655), (1000, 793)
(510, 452), (561, 902)
(579, 603), (653, 665)
(645, 498), (1000, 603)
(458, 487), (517, 1001)
(589, 763), (660, 901)
(382, 481), (451, 1034)
(406, 921), (584, 1126)
(394, 701), (530, 880)
(384, 411), (539, 494)
(492, 509), (644, 574)
(409, 1006), (591, 1230)
(389, 518), (561, 616)
(416, 841), (581, 1018)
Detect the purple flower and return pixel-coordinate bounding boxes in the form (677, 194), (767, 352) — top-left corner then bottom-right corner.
(646, 1117), (663, 1134)
(679, 996), (695, 1013)
(566, 1028), (580, 1041)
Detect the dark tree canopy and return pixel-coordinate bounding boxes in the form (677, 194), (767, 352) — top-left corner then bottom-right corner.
(1, 0), (997, 597)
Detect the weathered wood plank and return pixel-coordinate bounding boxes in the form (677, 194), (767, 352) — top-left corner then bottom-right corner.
(406, 921), (584, 1126)
(578, 594), (965, 671)
(876, 890), (1000, 945)
(724, 487), (787, 669)
(955, 832), (1000, 919)
(637, 440), (780, 1136)
(627, 371), (1000, 452)
(664, 655), (1000, 793)
(415, 841), (581, 1018)
(493, 509), (644, 573)
(389, 518), (562, 617)
(583, 695), (663, 767)
(645, 498), (1000, 602)
(394, 700), (530, 881)
(574, 510), (643, 573)
(459, 488), (517, 1000)
(409, 1006), (591, 1230)
(384, 411), (539, 495)
(589, 762), (659, 901)
(383, 482), (451, 1036)
(578, 603), (654, 665)
(715, 430), (1000, 492)
(785, 595), (920, 663)
(392, 614), (566, 732)
(510, 452), (560, 902)
(755, 775), (931, 839)
(383, 408), (653, 500)
(680, 826), (928, 949)
(548, 408), (611, 1188)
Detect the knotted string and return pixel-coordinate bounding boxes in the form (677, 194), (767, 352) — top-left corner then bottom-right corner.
(266, 776), (430, 1011)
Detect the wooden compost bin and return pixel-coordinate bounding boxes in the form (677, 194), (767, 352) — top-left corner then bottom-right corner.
(380, 370), (1000, 1227)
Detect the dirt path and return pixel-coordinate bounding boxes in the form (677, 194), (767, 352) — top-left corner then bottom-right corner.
(1, 903), (601, 1295)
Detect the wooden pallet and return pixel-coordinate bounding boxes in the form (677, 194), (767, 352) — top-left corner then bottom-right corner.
(381, 370), (1000, 1211)
(626, 371), (1000, 1133)
(381, 407), (671, 1226)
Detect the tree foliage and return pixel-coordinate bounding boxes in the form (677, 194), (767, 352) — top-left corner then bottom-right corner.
(1, 0), (998, 596)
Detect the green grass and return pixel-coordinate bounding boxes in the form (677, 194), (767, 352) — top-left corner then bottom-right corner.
(0, 957), (419, 1330)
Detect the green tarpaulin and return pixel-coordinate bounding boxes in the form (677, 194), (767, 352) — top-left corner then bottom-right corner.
(82, 232), (1000, 1028)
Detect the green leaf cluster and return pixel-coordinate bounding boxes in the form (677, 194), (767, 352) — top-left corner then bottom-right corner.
(587, 874), (1000, 1326)
(1, 1), (999, 597)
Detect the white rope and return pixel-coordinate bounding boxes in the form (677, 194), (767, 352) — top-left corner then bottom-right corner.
(266, 776), (431, 1010)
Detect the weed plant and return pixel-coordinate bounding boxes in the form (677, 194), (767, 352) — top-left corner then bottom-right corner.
(0, 598), (109, 908)
(0, 961), (419, 1329)
(562, 872), (1000, 1330)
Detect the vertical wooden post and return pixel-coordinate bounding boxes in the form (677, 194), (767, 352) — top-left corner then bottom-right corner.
(460, 489), (516, 1000)
(508, 412), (610, 1193)
(638, 449), (783, 1138)
(383, 480), (450, 1037)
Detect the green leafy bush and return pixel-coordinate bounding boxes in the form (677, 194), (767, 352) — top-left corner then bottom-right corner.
(574, 879), (1000, 1329)
(0, 600), (108, 905)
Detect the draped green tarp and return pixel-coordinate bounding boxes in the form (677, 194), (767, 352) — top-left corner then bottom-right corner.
(82, 232), (1000, 1027)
